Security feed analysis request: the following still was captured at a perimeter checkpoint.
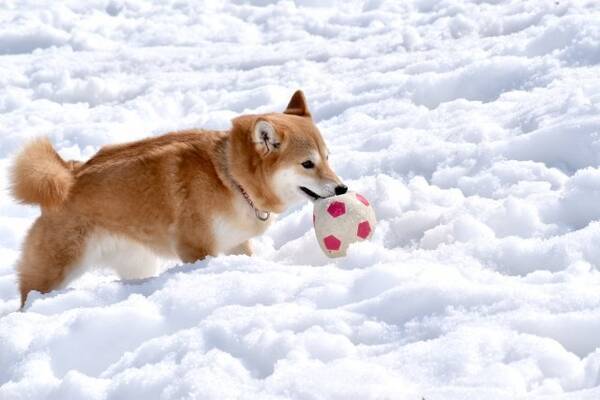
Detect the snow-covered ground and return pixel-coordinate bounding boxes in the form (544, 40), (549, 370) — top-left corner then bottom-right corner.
(2, 0), (600, 398)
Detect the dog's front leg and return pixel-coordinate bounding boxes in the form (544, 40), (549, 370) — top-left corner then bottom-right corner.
(176, 241), (209, 264)
(228, 241), (252, 256)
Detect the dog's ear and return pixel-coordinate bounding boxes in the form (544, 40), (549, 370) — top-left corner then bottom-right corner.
(251, 119), (282, 157)
(284, 90), (311, 117)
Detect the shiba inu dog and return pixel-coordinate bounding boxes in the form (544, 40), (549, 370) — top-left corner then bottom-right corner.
(11, 90), (347, 309)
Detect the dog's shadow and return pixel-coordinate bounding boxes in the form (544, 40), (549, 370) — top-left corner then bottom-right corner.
(17, 258), (212, 314)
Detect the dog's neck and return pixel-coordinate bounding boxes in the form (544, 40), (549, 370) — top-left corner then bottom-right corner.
(214, 135), (270, 221)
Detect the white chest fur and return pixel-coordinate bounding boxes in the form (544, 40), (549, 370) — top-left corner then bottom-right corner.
(212, 196), (272, 254)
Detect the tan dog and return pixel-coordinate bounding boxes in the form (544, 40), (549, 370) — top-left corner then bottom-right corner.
(11, 90), (347, 309)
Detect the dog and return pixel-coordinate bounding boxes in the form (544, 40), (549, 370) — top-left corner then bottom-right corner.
(11, 90), (347, 309)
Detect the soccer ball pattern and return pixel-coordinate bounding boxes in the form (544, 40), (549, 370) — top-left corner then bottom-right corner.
(313, 191), (377, 258)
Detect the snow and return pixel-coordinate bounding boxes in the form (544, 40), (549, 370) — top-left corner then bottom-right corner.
(1, 0), (600, 398)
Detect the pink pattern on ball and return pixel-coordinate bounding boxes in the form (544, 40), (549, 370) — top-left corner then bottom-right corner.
(356, 193), (370, 206)
(327, 201), (346, 218)
(323, 235), (341, 251)
(357, 221), (371, 239)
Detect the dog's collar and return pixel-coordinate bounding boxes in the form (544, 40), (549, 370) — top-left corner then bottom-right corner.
(215, 136), (270, 222)
(235, 183), (270, 222)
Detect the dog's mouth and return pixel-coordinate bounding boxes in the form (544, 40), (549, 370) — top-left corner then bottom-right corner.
(299, 186), (323, 201)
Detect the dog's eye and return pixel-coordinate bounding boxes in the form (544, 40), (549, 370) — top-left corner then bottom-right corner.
(301, 160), (315, 169)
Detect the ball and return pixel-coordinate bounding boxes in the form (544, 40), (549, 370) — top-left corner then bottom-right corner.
(313, 191), (377, 258)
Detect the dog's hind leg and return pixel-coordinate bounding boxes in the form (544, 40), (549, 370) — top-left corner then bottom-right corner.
(17, 213), (89, 309)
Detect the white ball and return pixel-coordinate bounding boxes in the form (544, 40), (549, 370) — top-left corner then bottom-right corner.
(313, 191), (377, 258)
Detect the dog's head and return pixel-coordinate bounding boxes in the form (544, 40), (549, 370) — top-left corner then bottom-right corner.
(228, 90), (346, 213)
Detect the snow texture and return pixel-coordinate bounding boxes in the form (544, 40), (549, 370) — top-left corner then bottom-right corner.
(2, 0), (600, 399)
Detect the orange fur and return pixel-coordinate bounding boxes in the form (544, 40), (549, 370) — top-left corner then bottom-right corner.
(11, 90), (345, 309)
(10, 138), (76, 208)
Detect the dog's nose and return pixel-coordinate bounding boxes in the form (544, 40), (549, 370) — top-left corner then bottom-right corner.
(335, 184), (348, 196)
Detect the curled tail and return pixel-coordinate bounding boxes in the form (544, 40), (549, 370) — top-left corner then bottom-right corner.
(10, 138), (79, 208)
